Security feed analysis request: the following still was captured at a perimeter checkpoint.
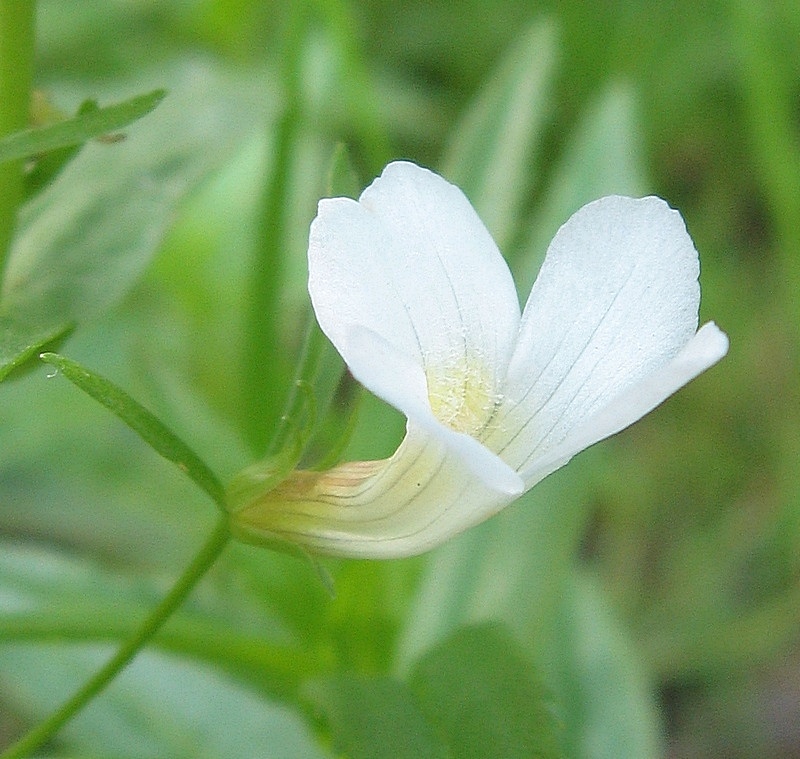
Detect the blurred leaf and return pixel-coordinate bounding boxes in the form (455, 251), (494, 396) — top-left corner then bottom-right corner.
(396, 470), (591, 673)
(561, 574), (662, 759)
(40, 352), (225, 508)
(441, 18), (558, 250)
(0, 65), (267, 375)
(0, 645), (329, 759)
(0, 541), (318, 698)
(396, 465), (660, 758)
(314, 1), (392, 176)
(305, 675), (448, 759)
(0, 316), (69, 381)
(0, 89), (165, 164)
(515, 82), (647, 292)
(409, 623), (563, 759)
(307, 623), (562, 759)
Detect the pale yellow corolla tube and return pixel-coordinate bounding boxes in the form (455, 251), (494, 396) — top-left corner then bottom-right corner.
(231, 162), (728, 559)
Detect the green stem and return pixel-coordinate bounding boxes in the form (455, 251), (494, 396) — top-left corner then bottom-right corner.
(242, 5), (308, 454)
(0, 517), (231, 759)
(0, 0), (35, 284)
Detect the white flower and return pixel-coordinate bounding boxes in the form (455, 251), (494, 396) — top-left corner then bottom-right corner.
(232, 161), (728, 559)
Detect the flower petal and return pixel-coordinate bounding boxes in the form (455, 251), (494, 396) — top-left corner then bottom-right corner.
(518, 321), (728, 485)
(308, 160), (520, 421)
(231, 425), (516, 559)
(493, 195), (704, 471)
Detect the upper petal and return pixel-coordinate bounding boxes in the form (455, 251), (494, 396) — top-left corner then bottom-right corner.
(494, 195), (704, 471)
(308, 161), (520, 425)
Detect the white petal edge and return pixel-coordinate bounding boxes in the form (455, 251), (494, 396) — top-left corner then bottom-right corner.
(343, 325), (524, 496)
(308, 161), (520, 409)
(519, 322), (729, 486)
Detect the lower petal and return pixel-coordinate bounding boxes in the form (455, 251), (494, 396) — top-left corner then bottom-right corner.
(515, 322), (729, 486)
(230, 424), (515, 559)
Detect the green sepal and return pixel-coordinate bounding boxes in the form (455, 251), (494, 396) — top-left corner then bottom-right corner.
(226, 437), (308, 517)
(298, 145), (363, 469)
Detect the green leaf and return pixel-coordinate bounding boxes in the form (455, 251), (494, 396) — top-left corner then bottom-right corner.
(514, 82), (648, 293)
(441, 18), (558, 250)
(0, 66), (267, 375)
(394, 473), (592, 755)
(0, 89), (165, 164)
(304, 675), (448, 759)
(306, 625), (562, 759)
(39, 352), (225, 508)
(0, 316), (70, 381)
(396, 488), (663, 759)
(409, 623), (563, 759)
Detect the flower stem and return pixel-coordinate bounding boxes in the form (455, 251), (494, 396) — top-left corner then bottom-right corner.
(0, 0), (35, 284)
(0, 517), (231, 759)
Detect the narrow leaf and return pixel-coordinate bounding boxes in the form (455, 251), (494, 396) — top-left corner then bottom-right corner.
(0, 89), (165, 164)
(408, 623), (563, 759)
(0, 67), (267, 328)
(514, 82), (647, 293)
(441, 18), (558, 250)
(39, 352), (225, 508)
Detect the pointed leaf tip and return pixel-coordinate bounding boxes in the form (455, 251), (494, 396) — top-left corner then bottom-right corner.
(39, 352), (225, 508)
